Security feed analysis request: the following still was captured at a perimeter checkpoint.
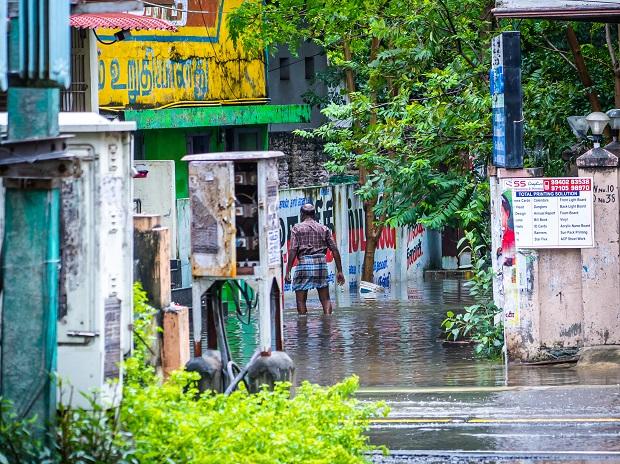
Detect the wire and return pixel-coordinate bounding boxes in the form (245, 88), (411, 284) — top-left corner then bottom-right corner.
(198, 0), (242, 101)
(93, 30), (117, 45)
(268, 51), (326, 73)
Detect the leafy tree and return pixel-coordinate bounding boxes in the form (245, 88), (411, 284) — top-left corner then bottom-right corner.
(229, 0), (498, 279)
(229, 1), (615, 282)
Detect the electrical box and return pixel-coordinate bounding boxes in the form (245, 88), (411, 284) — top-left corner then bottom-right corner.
(185, 152), (282, 279)
(55, 113), (135, 408)
(183, 151), (284, 354)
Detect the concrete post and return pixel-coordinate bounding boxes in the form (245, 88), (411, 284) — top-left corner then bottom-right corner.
(490, 167), (544, 362)
(134, 214), (172, 309)
(134, 214), (172, 374)
(0, 181), (60, 431)
(162, 305), (191, 379)
(577, 148), (620, 345)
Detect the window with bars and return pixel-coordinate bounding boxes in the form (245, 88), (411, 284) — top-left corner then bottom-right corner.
(60, 28), (89, 112)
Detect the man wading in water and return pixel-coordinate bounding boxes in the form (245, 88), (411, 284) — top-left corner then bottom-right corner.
(284, 203), (345, 315)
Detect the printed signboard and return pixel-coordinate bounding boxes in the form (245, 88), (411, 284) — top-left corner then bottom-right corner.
(502, 177), (594, 248)
(97, 0), (266, 109)
(490, 32), (523, 168)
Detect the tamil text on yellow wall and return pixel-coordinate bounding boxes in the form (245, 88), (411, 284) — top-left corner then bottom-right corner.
(97, 0), (266, 109)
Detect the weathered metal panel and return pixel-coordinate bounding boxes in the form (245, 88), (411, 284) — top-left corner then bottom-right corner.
(97, 0), (266, 109)
(133, 160), (177, 257)
(49, 0), (71, 87)
(0, 0), (7, 91)
(13, 0), (70, 85)
(188, 161), (236, 277)
(125, 104), (312, 130)
(176, 198), (192, 287)
(494, 0), (620, 21)
(7, 87), (59, 141)
(57, 128), (133, 409)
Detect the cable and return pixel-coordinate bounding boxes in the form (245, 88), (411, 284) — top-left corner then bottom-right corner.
(93, 30), (117, 46)
(224, 350), (261, 396)
(268, 51), (326, 73)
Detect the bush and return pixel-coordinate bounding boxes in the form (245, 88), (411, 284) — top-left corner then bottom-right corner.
(124, 283), (388, 463)
(1, 283), (387, 464)
(442, 232), (504, 359)
(122, 370), (385, 464)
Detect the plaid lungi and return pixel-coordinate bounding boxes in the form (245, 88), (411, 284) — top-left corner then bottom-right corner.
(292, 254), (328, 291)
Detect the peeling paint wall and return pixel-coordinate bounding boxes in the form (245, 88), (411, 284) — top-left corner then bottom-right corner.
(537, 249), (583, 348)
(491, 163), (620, 363)
(579, 168), (620, 345)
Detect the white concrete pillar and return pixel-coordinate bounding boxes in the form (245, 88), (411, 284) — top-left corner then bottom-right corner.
(577, 148), (620, 345)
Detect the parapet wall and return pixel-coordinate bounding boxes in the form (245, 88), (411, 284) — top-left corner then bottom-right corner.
(278, 183), (438, 292)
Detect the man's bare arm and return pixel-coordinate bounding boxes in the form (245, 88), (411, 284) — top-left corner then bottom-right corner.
(285, 247), (297, 282)
(332, 247), (345, 285)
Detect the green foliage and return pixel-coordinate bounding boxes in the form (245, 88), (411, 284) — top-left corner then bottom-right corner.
(54, 392), (137, 464)
(122, 372), (386, 463)
(228, 1), (616, 255)
(127, 283), (159, 386)
(0, 393), (136, 464)
(0, 399), (53, 463)
(441, 231), (504, 359)
(123, 284), (388, 463)
(2, 283), (386, 463)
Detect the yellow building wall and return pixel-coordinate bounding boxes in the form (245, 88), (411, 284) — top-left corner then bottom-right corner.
(97, 0), (266, 110)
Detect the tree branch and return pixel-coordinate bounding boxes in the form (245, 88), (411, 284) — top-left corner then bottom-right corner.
(541, 35), (577, 71)
(436, 0), (477, 69)
(605, 23), (619, 74)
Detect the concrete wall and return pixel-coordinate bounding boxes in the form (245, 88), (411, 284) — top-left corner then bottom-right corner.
(267, 43), (328, 132)
(491, 160), (620, 363)
(270, 132), (329, 188)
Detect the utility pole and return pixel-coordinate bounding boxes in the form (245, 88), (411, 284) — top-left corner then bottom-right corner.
(0, 0), (72, 435)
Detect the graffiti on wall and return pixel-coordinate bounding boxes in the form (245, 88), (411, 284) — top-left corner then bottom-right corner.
(406, 224), (425, 271)
(279, 187), (336, 291)
(278, 185), (415, 292)
(97, 0), (266, 109)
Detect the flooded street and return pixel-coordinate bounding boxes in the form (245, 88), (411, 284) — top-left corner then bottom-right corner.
(282, 279), (498, 387)
(226, 278), (620, 462)
(278, 278), (620, 388)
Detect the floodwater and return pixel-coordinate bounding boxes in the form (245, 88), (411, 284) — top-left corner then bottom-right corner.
(224, 278), (620, 460)
(225, 278), (620, 388)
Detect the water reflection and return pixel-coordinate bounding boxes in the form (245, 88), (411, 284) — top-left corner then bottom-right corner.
(224, 278), (620, 387)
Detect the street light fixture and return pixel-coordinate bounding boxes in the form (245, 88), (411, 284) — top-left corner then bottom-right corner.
(605, 108), (620, 154)
(585, 111), (610, 147)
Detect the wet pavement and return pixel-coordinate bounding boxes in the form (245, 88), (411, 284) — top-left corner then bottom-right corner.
(225, 278), (620, 462)
(364, 384), (620, 462)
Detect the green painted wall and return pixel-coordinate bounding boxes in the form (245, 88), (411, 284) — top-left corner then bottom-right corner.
(143, 129), (191, 198)
(126, 104), (311, 130)
(143, 125), (268, 199)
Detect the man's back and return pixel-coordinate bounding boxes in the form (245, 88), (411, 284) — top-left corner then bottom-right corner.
(290, 219), (336, 258)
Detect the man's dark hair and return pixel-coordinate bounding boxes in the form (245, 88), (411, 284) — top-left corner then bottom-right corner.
(300, 203), (316, 219)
